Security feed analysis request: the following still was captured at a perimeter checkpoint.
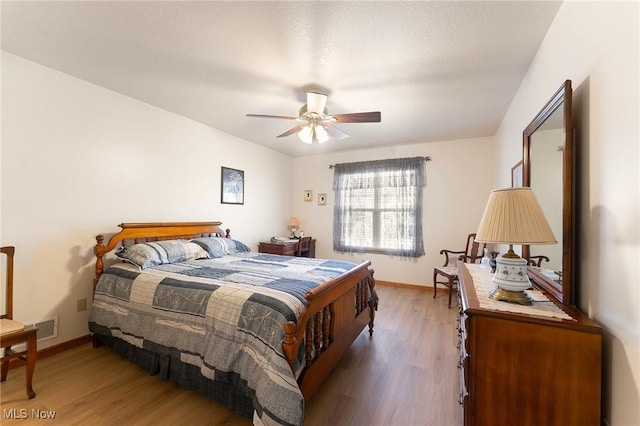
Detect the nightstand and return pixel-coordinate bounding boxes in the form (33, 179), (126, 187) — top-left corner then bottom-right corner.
(258, 239), (316, 258)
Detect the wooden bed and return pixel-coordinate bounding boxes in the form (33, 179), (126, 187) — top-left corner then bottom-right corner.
(92, 221), (377, 423)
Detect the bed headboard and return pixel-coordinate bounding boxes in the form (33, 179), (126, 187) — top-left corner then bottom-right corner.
(93, 221), (230, 293)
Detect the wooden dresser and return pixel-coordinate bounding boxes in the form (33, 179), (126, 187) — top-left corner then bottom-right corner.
(457, 263), (602, 426)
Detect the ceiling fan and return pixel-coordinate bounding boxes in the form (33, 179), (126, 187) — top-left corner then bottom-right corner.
(246, 91), (381, 144)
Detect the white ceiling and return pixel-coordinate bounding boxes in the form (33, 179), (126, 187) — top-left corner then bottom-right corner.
(1, 1), (562, 157)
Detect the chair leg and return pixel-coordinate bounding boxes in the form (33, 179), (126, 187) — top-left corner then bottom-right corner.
(433, 270), (438, 299)
(447, 277), (455, 309)
(0, 348), (9, 382)
(25, 334), (37, 399)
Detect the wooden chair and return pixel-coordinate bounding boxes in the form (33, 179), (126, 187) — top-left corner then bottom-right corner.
(527, 255), (550, 267)
(296, 236), (312, 257)
(433, 234), (486, 308)
(0, 246), (37, 399)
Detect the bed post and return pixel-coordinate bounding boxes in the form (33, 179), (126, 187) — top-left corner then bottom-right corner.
(94, 235), (106, 297)
(282, 322), (298, 371)
(92, 234), (108, 348)
(367, 269), (377, 336)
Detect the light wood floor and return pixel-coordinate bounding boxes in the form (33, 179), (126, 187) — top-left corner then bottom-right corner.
(1, 286), (461, 425)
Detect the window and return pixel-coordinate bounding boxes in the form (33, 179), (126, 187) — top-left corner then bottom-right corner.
(332, 157), (425, 257)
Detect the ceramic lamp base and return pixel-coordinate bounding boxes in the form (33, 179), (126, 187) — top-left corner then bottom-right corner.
(490, 254), (532, 305)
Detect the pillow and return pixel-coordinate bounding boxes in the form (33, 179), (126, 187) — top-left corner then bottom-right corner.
(115, 239), (209, 269)
(191, 237), (251, 258)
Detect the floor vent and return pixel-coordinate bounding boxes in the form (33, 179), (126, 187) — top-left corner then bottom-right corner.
(30, 316), (58, 341)
(7, 316), (58, 353)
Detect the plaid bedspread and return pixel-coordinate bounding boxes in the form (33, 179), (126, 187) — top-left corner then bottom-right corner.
(89, 252), (359, 426)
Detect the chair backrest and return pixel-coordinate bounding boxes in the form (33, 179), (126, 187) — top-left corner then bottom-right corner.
(1, 246), (15, 320)
(297, 237), (312, 256)
(527, 255), (550, 267)
(463, 233), (486, 264)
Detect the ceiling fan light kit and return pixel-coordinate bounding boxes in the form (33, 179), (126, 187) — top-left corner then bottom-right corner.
(298, 122), (330, 144)
(247, 90), (381, 145)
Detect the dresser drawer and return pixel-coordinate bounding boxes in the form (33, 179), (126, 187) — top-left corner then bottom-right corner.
(258, 242), (297, 256)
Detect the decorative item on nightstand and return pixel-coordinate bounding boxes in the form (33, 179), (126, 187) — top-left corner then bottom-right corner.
(475, 187), (556, 305)
(287, 217), (300, 238)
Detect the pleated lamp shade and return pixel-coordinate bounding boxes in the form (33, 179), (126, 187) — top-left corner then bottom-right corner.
(475, 187), (557, 245)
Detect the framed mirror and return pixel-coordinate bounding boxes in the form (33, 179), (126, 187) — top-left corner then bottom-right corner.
(522, 80), (574, 306)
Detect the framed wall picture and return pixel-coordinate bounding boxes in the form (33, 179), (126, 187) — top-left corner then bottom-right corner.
(303, 190), (313, 202)
(318, 193), (327, 206)
(511, 160), (523, 188)
(221, 167), (244, 204)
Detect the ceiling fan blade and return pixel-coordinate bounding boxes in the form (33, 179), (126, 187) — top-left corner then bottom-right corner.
(332, 111), (381, 123)
(306, 91), (328, 115)
(323, 123), (350, 140)
(246, 114), (298, 120)
(277, 125), (304, 138)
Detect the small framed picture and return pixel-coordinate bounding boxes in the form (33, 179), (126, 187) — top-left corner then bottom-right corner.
(303, 190), (313, 202)
(511, 160), (523, 188)
(221, 166), (244, 204)
(318, 193), (327, 206)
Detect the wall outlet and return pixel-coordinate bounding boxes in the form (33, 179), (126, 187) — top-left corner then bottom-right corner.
(76, 298), (87, 312)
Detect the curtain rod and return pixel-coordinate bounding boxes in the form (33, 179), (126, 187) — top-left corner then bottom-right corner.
(328, 156), (432, 169)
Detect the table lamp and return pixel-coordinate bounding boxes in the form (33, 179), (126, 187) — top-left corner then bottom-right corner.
(287, 217), (299, 238)
(475, 187), (557, 305)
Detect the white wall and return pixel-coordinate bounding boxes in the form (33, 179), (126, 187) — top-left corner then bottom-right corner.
(1, 52), (294, 348)
(494, 2), (640, 425)
(291, 137), (496, 286)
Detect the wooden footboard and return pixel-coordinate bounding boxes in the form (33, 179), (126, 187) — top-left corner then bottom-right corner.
(283, 261), (377, 400)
